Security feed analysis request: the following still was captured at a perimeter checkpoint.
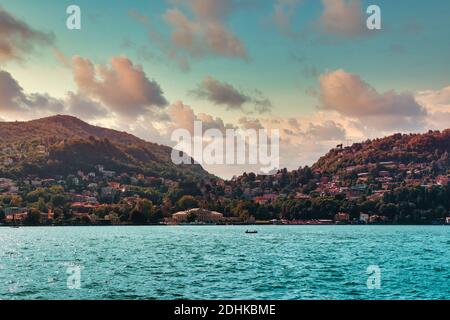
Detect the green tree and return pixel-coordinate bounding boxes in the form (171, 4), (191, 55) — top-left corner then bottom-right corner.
(176, 195), (198, 210)
(130, 199), (155, 224)
(50, 194), (67, 208)
(24, 208), (41, 226)
(11, 196), (23, 207)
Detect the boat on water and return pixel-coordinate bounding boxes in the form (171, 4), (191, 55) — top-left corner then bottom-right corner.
(245, 230), (258, 234)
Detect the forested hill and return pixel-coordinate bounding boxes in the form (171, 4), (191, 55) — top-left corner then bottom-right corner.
(0, 115), (211, 180)
(313, 130), (450, 174)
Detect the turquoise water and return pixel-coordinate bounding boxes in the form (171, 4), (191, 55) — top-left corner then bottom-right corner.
(0, 226), (449, 300)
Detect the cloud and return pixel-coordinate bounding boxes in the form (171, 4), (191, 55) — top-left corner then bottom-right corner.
(271, 0), (303, 36)
(305, 120), (346, 140)
(164, 2), (248, 60)
(416, 86), (450, 113)
(0, 69), (64, 116)
(0, 69), (109, 122)
(0, 69), (26, 111)
(130, 0), (249, 71)
(128, 9), (191, 72)
(416, 85), (450, 131)
(0, 6), (53, 63)
(318, 69), (427, 132)
(193, 76), (248, 109)
(238, 117), (264, 130)
(72, 55), (168, 118)
(167, 100), (229, 135)
(168, 100), (197, 133)
(197, 112), (229, 132)
(65, 92), (109, 120)
(246, 115), (350, 174)
(192, 76), (272, 113)
(426, 111), (450, 131)
(317, 0), (366, 37)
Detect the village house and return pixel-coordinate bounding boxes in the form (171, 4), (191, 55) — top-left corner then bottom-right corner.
(102, 170), (116, 178)
(31, 179), (42, 187)
(369, 215), (387, 224)
(379, 161), (397, 169)
(130, 177), (138, 185)
(379, 171), (391, 177)
(254, 196), (267, 205)
(3, 158), (14, 166)
(262, 193), (277, 202)
(295, 192), (311, 200)
(4, 207), (28, 223)
(359, 213), (370, 224)
(436, 175), (449, 186)
(36, 145), (48, 156)
(101, 187), (116, 197)
(335, 213), (350, 223)
(5, 212), (28, 223)
(0, 178), (15, 191)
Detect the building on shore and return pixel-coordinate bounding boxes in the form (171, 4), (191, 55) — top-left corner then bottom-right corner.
(172, 208), (224, 224)
(335, 213), (350, 223)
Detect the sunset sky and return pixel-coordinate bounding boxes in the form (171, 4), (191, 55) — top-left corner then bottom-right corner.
(1, 0), (449, 178)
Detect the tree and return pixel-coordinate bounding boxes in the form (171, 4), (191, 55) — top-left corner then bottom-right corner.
(50, 194), (67, 208)
(11, 196), (23, 207)
(130, 199), (155, 224)
(379, 203), (397, 219)
(130, 208), (145, 224)
(176, 195), (198, 211)
(1, 196), (11, 206)
(0, 207), (5, 222)
(24, 208), (41, 225)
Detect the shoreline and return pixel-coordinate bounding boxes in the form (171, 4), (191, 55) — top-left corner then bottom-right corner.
(1, 223), (448, 227)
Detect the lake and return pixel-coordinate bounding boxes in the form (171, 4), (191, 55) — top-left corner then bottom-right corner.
(0, 225), (449, 300)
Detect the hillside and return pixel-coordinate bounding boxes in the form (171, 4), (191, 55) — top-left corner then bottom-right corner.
(0, 115), (211, 180)
(313, 130), (450, 174)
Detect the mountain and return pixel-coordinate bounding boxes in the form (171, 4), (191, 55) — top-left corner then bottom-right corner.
(313, 130), (450, 174)
(0, 115), (211, 180)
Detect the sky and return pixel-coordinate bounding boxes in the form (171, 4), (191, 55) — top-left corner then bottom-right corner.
(0, 0), (449, 178)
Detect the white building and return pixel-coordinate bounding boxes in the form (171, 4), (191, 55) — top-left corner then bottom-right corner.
(360, 213), (369, 224)
(172, 208), (223, 224)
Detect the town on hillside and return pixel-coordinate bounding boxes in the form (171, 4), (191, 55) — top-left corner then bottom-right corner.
(1, 145), (449, 226)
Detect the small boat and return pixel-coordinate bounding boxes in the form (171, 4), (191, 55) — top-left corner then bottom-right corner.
(245, 230), (258, 234)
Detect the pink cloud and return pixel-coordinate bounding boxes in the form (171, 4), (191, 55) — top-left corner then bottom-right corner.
(318, 0), (366, 37)
(72, 55), (168, 118)
(0, 7), (53, 63)
(319, 69), (427, 131)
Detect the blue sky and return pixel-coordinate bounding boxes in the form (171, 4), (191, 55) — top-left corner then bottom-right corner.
(1, 0), (449, 177)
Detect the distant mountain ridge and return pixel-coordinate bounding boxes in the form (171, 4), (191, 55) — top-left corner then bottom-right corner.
(1, 115), (449, 181)
(313, 129), (450, 174)
(0, 115), (211, 180)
